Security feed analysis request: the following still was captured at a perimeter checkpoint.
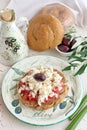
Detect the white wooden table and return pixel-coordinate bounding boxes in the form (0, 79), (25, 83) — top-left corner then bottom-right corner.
(0, 0), (87, 130)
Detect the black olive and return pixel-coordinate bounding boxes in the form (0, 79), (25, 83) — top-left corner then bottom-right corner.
(33, 73), (46, 81)
(58, 44), (70, 52)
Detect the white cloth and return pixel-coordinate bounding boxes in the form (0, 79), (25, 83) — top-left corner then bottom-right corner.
(7, 0), (87, 28)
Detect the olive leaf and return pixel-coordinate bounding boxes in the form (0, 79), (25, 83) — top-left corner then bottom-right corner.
(81, 41), (87, 45)
(78, 49), (87, 57)
(69, 100), (75, 105)
(74, 64), (87, 76)
(10, 84), (17, 91)
(73, 56), (85, 62)
(65, 105), (75, 116)
(71, 87), (74, 96)
(65, 96), (73, 101)
(62, 66), (71, 71)
(69, 55), (85, 62)
(53, 105), (58, 112)
(13, 77), (21, 81)
(68, 51), (76, 60)
(65, 26), (76, 35)
(12, 67), (25, 75)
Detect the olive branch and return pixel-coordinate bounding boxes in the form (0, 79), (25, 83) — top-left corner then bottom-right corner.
(63, 38), (87, 76)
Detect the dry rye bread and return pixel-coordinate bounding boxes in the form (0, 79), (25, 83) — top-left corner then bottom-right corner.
(17, 69), (69, 110)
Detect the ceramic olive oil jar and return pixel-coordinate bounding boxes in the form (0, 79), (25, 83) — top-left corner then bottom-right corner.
(0, 9), (29, 66)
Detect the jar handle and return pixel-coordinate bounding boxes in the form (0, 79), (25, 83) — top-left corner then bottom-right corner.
(16, 17), (29, 38)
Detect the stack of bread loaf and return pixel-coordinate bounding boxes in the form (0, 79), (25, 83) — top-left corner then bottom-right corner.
(27, 3), (75, 51)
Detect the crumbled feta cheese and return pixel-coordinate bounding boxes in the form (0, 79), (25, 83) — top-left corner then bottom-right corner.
(18, 66), (64, 105)
(18, 87), (24, 93)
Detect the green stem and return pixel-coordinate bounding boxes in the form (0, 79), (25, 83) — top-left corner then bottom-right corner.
(66, 106), (87, 130)
(69, 95), (87, 120)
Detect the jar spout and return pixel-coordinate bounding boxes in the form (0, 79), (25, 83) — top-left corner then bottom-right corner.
(0, 8), (15, 22)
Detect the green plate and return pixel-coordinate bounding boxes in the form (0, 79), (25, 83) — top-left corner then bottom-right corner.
(1, 55), (83, 126)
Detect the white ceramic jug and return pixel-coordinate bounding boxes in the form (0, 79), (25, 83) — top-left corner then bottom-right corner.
(0, 9), (29, 66)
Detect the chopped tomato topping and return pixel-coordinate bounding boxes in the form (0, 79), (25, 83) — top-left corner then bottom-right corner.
(21, 90), (30, 95)
(19, 81), (26, 87)
(21, 90), (39, 102)
(43, 87), (60, 104)
(43, 95), (56, 104)
(53, 87), (59, 93)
